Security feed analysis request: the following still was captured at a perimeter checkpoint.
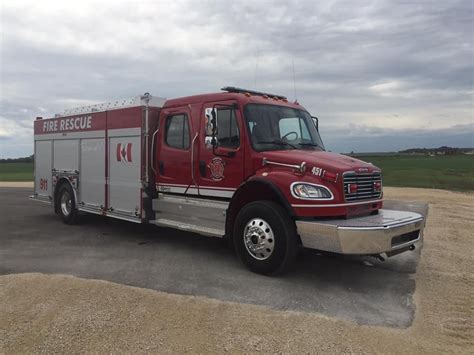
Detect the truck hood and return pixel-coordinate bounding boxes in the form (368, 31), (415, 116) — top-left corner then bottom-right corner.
(260, 150), (380, 174)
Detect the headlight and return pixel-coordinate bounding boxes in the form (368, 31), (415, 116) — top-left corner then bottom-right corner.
(291, 183), (333, 200)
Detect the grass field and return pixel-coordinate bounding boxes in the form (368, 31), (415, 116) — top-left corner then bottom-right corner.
(1, 155), (473, 191)
(0, 162), (34, 182)
(354, 154), (474, 191)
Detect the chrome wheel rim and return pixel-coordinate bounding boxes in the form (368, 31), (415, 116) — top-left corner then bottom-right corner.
(243, 218), (275, 260)
(60, 191), (72, 216)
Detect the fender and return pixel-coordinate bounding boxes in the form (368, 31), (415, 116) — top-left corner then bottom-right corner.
(225, 176), (295, 237)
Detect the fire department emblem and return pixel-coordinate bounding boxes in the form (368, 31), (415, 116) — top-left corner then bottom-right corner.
(208, 157), (225, 181)
(116, 143), (132, 163)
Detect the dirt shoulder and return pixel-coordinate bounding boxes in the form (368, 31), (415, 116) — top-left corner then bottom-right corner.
(0, 181), (33, 188)
(1, 187), (473, 353)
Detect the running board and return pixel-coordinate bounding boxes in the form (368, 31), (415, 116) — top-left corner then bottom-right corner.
(150, 218), (224, 237)
(151, 194), (228, 238)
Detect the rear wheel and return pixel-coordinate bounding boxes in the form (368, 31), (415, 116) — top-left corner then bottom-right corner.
(57, 183), (79, 224)
(233, 201), (298, 275)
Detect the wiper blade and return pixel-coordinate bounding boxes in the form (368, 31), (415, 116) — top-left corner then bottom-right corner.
(256, 140), (297, 149)
(298, 142), (319, 147)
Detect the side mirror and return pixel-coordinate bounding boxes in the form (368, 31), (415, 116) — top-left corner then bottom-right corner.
(205, 107), (218, 148)
(205, 108), (217, 136)
(312, 116), (319, 131)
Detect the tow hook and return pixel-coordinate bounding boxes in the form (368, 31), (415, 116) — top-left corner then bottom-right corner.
(385, 244), (416, 258)
(374, 254), (385, 262)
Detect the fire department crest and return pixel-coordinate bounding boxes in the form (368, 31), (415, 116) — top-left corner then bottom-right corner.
(208, 157), (225, 181)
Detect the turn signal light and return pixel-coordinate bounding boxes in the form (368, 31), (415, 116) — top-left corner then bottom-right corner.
(322, 170), (338, 183)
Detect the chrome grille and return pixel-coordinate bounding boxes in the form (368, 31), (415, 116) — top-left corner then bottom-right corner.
(343, 172), (382, 201)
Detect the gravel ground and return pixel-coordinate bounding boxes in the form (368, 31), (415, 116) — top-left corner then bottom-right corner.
(0, 187), (473, 353)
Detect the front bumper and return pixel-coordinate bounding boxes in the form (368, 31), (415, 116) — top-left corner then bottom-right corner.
(296, 209), (425, 255)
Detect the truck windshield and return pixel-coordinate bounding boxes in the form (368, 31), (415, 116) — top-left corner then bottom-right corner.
(244, 103), (325, 152)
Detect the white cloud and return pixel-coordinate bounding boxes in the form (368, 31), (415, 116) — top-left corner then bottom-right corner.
(0, 116), (32, 139)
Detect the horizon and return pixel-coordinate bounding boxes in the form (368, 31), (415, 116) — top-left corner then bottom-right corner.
(1, 0), (473, 158)
(2, 145), (473, 160)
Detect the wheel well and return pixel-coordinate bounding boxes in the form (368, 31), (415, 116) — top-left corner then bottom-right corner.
(225, 179), (294, 238)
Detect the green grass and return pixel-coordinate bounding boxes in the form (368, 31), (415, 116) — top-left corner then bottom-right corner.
(1, 155), (473, 191)
(353, 154), (474, 191)
(0, 162), (34, 181)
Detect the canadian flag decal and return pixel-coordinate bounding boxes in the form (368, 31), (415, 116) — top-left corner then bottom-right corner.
(116, 143), (132, 163)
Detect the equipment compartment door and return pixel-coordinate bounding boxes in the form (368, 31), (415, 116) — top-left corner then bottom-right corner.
(34, 140), (52, 198)
(80, 138), (105, 209)
(108, 132), (142, 219)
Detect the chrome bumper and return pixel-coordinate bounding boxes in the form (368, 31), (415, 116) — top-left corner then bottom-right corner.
(296, 209), (425, 255)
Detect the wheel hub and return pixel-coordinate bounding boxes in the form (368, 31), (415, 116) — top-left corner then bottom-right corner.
(60, 191), (72, 217)
(243, 218), (275, 260)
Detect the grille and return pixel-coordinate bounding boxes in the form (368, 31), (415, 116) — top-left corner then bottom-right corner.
(343, 172), (382, 202)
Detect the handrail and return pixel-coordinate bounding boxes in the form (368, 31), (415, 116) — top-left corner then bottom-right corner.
(184, 132), (199, 195)
(150, 127), (159, 175)
(262, 158), (307, 173)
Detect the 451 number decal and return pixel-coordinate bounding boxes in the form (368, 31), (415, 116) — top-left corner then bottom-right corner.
(311, 166), (323, 177)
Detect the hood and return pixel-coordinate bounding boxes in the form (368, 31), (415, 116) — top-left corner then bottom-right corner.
(259, 149), (380, 174)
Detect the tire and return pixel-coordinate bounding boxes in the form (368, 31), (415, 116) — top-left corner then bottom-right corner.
(233, 201), (298, 275)
(56, 183), (79, 224)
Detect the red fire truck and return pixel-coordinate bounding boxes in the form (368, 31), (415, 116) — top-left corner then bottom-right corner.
(31, 87), (425, 274)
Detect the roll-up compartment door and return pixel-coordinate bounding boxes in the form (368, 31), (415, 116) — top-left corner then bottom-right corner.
(80, 138), (105, 209)
(108, 134), (141, 218)
(53, 140), (79, 171)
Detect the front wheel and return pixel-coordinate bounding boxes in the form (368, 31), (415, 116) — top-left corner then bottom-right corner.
(57, 184), (79, 224)
(233, 201), (298, 275)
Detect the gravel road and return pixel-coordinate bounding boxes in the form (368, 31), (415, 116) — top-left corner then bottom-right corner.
(0, 187), (473, 353)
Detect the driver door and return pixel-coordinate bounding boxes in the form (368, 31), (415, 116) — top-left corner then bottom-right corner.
(196, 101), (244, 199)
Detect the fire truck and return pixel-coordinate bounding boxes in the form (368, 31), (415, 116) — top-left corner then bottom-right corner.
(31, 87), (425, 274)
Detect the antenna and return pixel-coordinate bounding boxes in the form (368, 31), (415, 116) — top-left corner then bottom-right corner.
(292, 58), (298, 103)
(254, 48), (260, 90)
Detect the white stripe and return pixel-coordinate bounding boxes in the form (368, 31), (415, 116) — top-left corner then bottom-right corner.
(292, 199), (383, 208)
(34, 130), (105, 140)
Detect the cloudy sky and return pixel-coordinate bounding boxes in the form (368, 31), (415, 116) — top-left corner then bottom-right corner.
(1, 0), (472, 157)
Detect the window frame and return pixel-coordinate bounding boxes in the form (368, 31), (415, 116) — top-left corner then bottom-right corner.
(216, 107), (241, 149)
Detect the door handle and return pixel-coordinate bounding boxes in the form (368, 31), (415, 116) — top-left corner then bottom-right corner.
(199, 161), (206, 177)
(158, 161), (164, 175)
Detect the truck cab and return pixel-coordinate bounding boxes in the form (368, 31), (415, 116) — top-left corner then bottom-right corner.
(32, 87), (425, 275)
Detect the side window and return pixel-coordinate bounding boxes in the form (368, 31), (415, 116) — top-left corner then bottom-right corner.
(217, 109), (240, 149)
(165, 114), (190, 149)
(279, 117), (310, 140)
